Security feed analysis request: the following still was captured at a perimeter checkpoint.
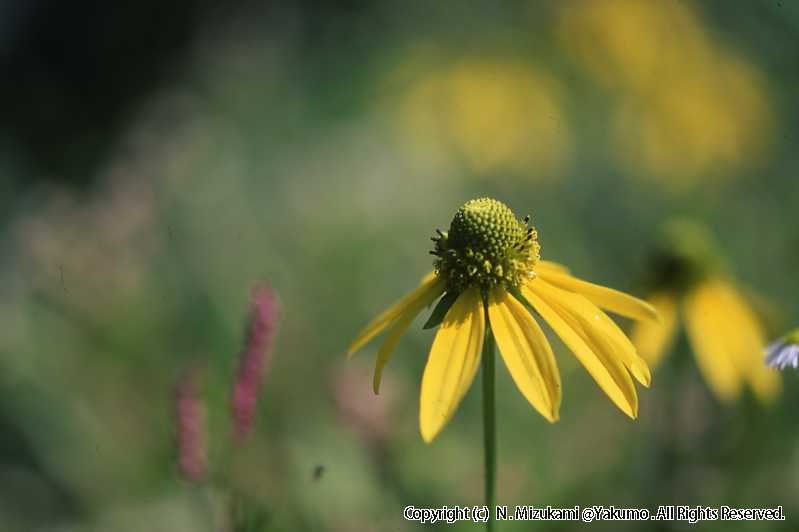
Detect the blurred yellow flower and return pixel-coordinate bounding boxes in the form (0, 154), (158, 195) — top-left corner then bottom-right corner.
(387, 56), (569, 178)
(559, 0), (710, 94)
(631, 220), (780, 403)
(614, 57), (773, 182)
(349, 198), (656, 443)
(559, 0), (773, 182)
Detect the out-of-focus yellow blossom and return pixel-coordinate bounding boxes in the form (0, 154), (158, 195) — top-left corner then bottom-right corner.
(387, 56), (569, 178)
(613, 57), (773, 182)
(631, 220), (780, 404)
(559, 0), (711, 94)
(559, 0), (773, 182)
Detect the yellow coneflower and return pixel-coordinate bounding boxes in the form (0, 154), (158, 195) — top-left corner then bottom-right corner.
(348, 198), (657, 442)
(631, 220), (781, 403)
(350, 198), (657, 530)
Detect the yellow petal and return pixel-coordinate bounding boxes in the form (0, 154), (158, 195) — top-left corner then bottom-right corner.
(536, 260), (571, 275)
(487, 287), (561, 422)
(631, 292), (678, 368)
(747, 359), (782, 405)
(540, 281), (642, 409)
(683, 282), (742, 402)
(707, 281), (781, 404)
(537, 269), (658, 322)
(562, 289), (651, 387)
(524, 280), (638, 419)
(601, 316), (651, 387)
(373, 279), (446, 394)
(419, 287), (485, 443)
(348, 272), (443, 357)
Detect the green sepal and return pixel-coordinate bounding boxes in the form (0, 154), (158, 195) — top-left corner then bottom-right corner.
(423, 291), (459, 329)
(506, 285), (535, 314)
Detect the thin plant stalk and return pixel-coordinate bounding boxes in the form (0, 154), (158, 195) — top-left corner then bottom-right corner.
(482, 326), (496, 532)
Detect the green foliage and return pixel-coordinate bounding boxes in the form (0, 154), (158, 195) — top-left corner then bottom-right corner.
(0, 1), (798, 531)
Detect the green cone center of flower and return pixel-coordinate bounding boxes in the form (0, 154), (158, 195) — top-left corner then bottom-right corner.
(432, 198), (539, 292)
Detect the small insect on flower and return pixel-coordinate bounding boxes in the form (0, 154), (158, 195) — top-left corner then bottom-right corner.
(348, 198), (658, 443)
(765, 329), (799, 371)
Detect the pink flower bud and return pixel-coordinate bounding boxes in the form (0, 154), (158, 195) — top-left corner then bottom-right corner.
(231, 284), (279, 441)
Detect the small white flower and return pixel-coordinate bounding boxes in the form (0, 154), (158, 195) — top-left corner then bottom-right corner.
(765, 332), (799, 371)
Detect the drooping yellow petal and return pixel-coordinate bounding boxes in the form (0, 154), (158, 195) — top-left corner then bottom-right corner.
(373, 280), (448, 394)
(707, 281), (781, 404)
(683, 281), (742, 402)
(536, 269), (658, 322)
(601, 317), (651, 387)
(348, 272), (443, 357)
(536, 260), (571, 275)
(559, 288), (651, 387)
(747, 357), (782, 405)
(631, 292), (678, 368)
(538, 281), (641, 411)
(524, 280), (638, 418)
(487, 287), (561, 422)
(419, 287), (485, 443)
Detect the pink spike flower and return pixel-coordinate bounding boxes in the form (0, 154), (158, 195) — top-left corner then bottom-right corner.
(231, 284), (280, 441)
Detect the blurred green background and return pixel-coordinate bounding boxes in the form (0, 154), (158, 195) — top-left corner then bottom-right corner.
(1, 1), (797, 530)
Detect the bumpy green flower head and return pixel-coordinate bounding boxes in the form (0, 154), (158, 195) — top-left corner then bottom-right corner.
(431, 198), (540, 293)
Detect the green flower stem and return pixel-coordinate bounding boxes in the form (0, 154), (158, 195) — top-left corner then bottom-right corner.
(482, 326), (496, 532)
